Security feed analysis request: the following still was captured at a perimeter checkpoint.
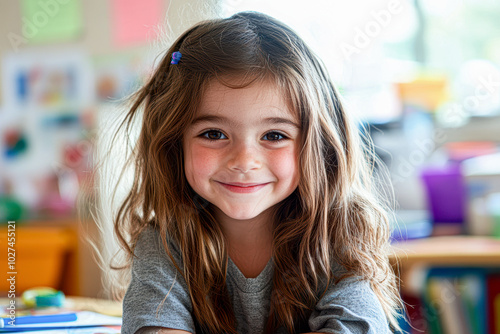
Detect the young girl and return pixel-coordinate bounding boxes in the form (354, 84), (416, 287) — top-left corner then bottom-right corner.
(103, 10), (404, 334)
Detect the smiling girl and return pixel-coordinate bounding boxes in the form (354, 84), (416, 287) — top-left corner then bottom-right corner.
(101, 10), (404, 334)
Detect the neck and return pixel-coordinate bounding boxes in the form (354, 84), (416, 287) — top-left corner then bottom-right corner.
(214, 207), (274, 257)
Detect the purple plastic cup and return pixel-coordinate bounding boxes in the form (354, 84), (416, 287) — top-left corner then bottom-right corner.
(419, 163), (466, 224)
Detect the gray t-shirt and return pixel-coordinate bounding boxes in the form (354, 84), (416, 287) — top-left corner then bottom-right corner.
(122, 226), (391, 334)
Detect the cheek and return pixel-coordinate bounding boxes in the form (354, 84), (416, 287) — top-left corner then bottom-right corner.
(269, 147), (300, 181)
(184, 144), (219, 181)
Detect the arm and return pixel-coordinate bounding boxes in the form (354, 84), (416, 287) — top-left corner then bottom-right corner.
(135, 326), (193, 334)
(122, 227), (196, 334)
(307, 275), (391, 334)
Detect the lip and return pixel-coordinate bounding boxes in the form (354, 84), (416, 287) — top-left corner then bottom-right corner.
(216, 181), (270, 193)
(222, 182), (264, 187)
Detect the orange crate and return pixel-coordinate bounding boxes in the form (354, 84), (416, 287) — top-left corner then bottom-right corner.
(0, 225), (74, 295)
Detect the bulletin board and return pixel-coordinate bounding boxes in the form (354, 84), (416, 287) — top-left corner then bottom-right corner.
(0, 0), (203, 221)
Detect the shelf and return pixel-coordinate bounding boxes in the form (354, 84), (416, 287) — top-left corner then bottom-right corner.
(389, 236), (500, 295)
(389, 235), (500, 267)
(436, 114), (500, 144)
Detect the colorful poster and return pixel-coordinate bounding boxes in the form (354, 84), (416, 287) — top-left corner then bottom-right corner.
(1, 49), (93, 111)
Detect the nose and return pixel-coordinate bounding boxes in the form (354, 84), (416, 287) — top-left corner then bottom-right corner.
(227, 141), (262, 173)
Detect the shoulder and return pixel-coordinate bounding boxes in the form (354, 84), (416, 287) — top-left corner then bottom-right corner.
(132, 225), (185, 275)
(308, 260), (391, 333)
(318, 274), (379, 306)
(135, 226), (182, 259)
(122, 227), (195, 334)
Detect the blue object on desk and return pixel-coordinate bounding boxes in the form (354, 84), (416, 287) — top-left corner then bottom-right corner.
(0, 313), (77, 328)
(390, 210), (433, 242)
(36, 291), (65, 307)
(21, 288), (66, 308)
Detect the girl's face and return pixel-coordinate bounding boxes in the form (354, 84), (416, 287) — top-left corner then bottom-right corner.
(182, 78), (301, 223)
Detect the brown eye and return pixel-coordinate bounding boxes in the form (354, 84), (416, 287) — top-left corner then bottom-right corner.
(264, 132), (287, 142)
(201, 130), (227, 141)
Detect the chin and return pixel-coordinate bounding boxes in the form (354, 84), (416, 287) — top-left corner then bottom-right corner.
(226, 211), (262, 221)
(217, 206), (267, 220)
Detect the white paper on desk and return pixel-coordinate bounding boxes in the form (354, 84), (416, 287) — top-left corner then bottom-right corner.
(4, 326), (121, 334)
(0, 311), (121, 332)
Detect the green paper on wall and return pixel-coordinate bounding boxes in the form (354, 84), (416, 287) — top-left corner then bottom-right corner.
(20, 0), (83, 43)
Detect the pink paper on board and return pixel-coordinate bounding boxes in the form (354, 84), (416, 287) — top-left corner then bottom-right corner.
(111, 0), (164, 47)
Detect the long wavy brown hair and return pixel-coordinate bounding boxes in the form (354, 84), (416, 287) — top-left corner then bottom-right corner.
(85, 10), (404, 334)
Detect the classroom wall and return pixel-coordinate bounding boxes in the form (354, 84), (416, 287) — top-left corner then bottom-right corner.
(0, 0), (220, 298)
(0, 0), (220, 96)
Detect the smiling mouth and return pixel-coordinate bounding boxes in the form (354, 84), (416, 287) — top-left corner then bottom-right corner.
(216, 181), (270, 193)
(219, 182), (268, 187)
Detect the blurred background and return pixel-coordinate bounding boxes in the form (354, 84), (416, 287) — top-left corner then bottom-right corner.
(0, 0), (500, 332)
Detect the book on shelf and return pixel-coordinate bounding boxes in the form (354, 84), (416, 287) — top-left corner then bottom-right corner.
(487, 274), (500, 334)
(401, 266), (500, 334)
(399, 291), (427, 334)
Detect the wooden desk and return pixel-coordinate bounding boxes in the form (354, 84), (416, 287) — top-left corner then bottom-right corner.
(389, 236), (500, 293)
(65, 296), (122, 317)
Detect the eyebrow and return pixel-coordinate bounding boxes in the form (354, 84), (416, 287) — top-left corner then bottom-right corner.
(190, 115), (300, 129)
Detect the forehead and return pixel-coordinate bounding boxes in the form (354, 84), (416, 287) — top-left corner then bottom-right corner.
(196, 77), (298, 122)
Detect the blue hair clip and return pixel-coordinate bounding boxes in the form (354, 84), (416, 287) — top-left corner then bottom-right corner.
(171, 51), (182, 64)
